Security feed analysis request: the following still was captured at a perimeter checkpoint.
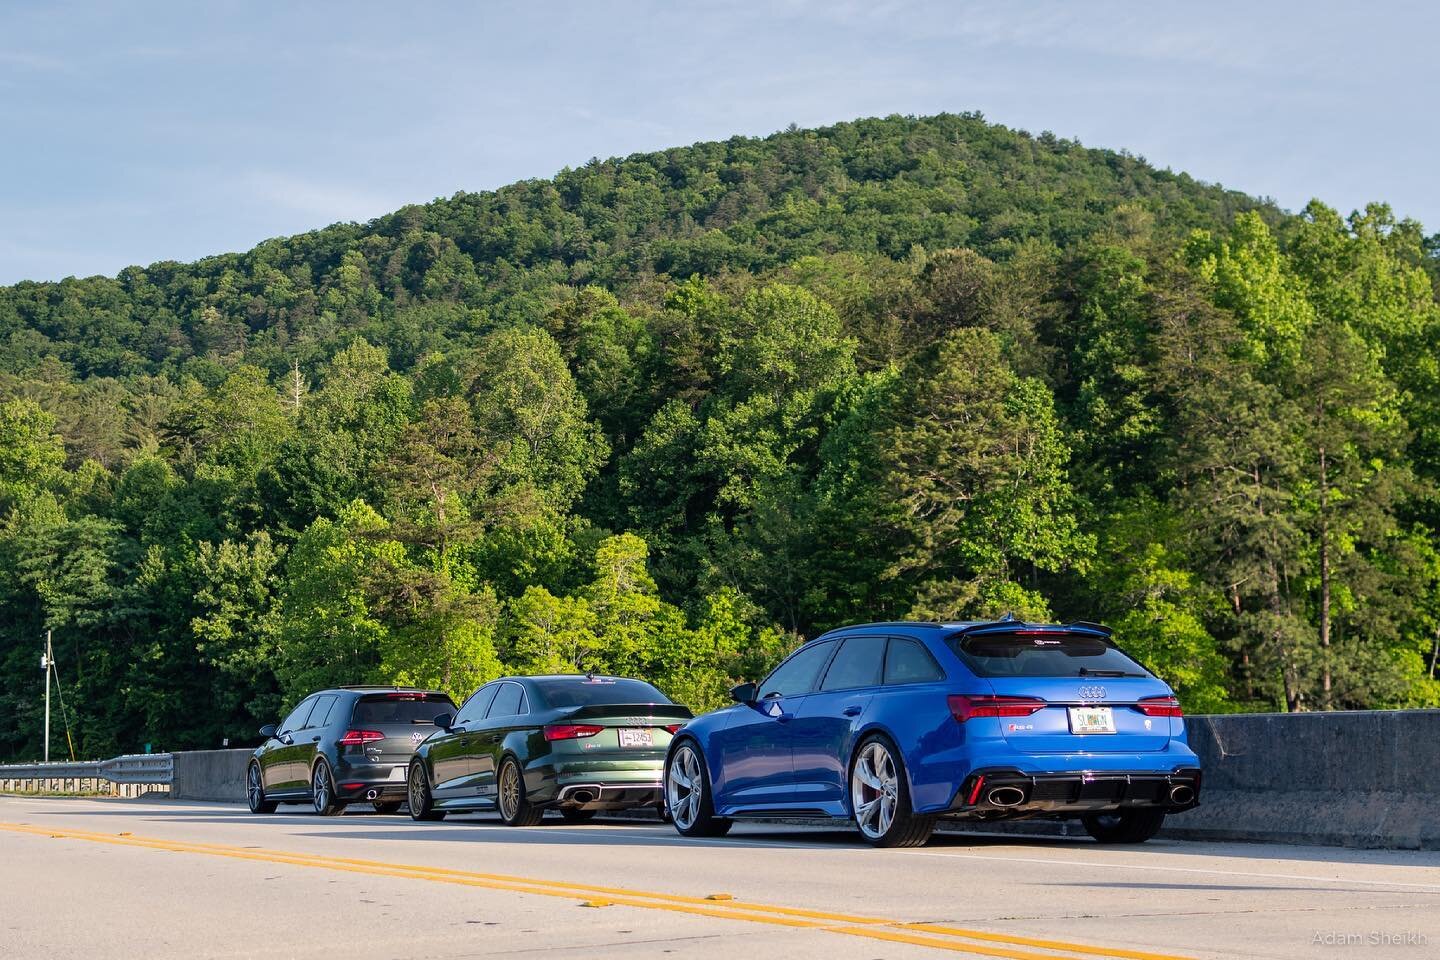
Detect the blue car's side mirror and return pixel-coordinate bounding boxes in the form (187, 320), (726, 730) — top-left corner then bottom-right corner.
(258, 723), (277, 739)
(729, 682), (757, 704)
(433, 712), (454, 732)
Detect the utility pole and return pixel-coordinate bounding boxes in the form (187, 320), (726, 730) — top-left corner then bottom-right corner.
(41, 630), (52, 763)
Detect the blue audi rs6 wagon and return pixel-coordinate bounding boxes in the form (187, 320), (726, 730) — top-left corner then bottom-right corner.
(663, 616), (1201, 847)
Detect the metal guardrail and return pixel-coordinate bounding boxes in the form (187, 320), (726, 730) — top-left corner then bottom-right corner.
(0, 753), (173, 795)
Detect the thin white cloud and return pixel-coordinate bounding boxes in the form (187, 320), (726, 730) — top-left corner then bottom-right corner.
(239, 171), (403, 225)
(0, 50), (75, 73)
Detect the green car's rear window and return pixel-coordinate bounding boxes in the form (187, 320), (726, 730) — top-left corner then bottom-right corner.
(534, 678), (670, 707)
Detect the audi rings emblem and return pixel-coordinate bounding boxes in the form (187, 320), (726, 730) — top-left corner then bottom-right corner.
(1077, 685), (1108, 700)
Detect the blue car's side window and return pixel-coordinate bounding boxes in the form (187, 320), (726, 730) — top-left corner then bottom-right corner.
(820, 635), (885, 691)
(759, 640), (837, 699)
(884, 637), (945, 685)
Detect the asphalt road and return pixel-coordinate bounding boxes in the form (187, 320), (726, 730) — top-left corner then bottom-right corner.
(0, 797), (1435, 960)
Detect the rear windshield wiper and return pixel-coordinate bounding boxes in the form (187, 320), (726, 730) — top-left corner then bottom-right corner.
(1077, 668), (1144, 678)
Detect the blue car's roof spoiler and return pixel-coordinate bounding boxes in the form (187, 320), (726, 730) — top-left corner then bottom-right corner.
(949, 615), (1113, 638)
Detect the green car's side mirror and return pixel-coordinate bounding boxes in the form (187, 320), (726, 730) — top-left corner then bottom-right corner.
(433, 712), (453, 732)
(258, 723), (277, 739)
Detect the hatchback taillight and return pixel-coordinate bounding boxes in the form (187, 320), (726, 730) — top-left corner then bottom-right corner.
(663, 723), (683, 734)
(337, 729), (386, 745)
(543, 724), (605, 741)
(1136, 695), (1183, 717)
(947, 694), (1046, 722)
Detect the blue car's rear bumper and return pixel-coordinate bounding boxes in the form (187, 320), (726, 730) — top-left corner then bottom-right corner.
(911, 747), (1203, 817)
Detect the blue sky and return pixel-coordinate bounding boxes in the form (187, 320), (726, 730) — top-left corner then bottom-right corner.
(1, 1), (1433, 285)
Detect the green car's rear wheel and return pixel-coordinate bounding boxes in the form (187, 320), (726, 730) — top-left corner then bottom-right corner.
(559, 808), (596, 824)
(498, 757), (543, 826)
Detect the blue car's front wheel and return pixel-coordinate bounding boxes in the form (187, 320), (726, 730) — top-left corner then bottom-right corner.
(666, 741), (732, 838)
(849, 735), (935, 848)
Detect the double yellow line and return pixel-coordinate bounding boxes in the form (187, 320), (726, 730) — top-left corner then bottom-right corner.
(0, 821), (1195, 960)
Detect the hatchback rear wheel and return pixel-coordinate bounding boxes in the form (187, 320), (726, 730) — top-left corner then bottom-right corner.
(311, 760), (344, 817)
(849, 736), (934, 848)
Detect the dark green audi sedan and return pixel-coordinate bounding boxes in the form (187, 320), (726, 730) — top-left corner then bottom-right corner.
(406, 675), (692, 825)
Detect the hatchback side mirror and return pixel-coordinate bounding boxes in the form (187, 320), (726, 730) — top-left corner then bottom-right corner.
(729, 682), (757, 704)
(258, 723), (277, 739)
(433, 713), (454, 732)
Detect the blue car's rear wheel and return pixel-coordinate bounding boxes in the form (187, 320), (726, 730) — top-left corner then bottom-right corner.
(849, 736), (934, 848)
(666, 741), (731, 838)
(1082, 809), (1165, 843)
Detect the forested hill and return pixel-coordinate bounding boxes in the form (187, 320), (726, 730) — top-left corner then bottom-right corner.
(3, 113), (1439, 761)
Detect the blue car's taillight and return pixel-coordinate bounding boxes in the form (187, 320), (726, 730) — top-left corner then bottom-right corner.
(947, 695), (1046, 722)
(1136, 695), (1183, 717)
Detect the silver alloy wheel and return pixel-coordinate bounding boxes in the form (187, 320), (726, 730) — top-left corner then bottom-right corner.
(666, 745), (703, 830)
(408, 763), (428, 813)
(499, 762), (521, 820)
(312, 763), (331, 814)
(850, 740), (898, 840)
(247, 764), (262, 809)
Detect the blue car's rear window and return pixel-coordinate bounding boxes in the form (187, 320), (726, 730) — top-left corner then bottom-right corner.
(533, 677), (671, 707)
(947, 631), (1151, 678)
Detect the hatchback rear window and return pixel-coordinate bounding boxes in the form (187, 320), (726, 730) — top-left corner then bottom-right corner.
(351, 693), (455, 725)
(948, 631), (1151, 678)
(534, 678), (671, 707)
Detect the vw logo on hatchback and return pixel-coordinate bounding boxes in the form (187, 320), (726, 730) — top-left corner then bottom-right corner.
(1077, 685), (1108, 700)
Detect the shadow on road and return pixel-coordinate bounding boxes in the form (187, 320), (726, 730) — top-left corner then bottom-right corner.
(10, 798), (1440, 869)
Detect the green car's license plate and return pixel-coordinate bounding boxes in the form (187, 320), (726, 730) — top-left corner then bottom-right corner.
(618, 728), (654, 747)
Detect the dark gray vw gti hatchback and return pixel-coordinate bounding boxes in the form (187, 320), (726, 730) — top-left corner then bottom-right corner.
(247, 686), (456, 815)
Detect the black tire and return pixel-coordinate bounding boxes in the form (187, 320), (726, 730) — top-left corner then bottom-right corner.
(558, 807), (596, 824)
(246, 762), (277, 814)
(407, 760), (446, 821)
(848, 734), (935, 848)
(311, 760), (344, 817)
(1082, 809), (1166, 844)
(371, 801), (403, 815)
(497, 757), (544, 826)
(665, 739), (732, 838)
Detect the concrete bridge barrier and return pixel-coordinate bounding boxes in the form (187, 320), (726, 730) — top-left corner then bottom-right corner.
(1160, 709), (1440, 849)
(170, 749), (251, 803)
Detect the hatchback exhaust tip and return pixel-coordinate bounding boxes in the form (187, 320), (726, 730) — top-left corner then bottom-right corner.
(365, 788), (379, 801)
(986, 785), (1026, 807)
(570, 789), (595, 805)
(1168, 784), (1194, 805)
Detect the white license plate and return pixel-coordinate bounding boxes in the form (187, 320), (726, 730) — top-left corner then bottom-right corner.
(387, 766), (405, 782)
(1068, 706), (1116, 734)
(618, 728), (654, 748)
